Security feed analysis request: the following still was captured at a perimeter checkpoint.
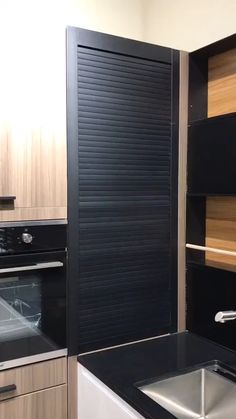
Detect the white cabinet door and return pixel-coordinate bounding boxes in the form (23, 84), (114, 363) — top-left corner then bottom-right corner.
(78, 363), (144, 419)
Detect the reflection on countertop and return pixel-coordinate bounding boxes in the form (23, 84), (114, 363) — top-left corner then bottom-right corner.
(78, 332), (236, 419)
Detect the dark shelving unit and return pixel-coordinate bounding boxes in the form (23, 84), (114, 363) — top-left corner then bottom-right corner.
(186, 35), (236, 352)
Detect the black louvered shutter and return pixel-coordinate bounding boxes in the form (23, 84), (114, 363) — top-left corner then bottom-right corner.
(67, 28), (179, 354)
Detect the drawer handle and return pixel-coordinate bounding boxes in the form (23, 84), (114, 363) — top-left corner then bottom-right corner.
(0, 196), (16, 202)
(0, 384), (17, 394)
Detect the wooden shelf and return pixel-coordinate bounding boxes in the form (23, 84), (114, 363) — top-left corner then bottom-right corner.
(208, 49), (236, 117)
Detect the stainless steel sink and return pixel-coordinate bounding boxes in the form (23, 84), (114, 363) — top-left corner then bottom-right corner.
(138, 367), (236, 419)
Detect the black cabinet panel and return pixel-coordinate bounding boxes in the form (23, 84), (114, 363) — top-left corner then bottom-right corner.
(187, 264), (236, 351)
(188, 113), (236, 195)
(67, 28), (179, 354)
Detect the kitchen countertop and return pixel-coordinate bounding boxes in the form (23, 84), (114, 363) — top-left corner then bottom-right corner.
(78, 332), (236, 419)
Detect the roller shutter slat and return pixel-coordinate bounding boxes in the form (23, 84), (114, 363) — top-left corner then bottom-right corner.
(74, 42), (174, 351)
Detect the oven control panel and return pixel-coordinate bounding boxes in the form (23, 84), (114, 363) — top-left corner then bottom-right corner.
(0, 224), (66, 255)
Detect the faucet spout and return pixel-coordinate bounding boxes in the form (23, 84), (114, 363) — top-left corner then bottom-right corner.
(215, 311), (236, 323)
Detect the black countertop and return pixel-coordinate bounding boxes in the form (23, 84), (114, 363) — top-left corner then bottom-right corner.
(78, 332), (236, 419)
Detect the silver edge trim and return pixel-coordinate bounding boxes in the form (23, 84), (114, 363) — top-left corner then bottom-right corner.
(80, 333), (170, 356)
(0, 348), (68, 370)
(0, 219), (67, 228)
(0, 261), (64, 274)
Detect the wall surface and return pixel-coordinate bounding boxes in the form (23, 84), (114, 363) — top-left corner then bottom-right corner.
(0, 0), (146, 172)
(144, 0), (236, 51)
(0, 0), (235, 137)
(0, 0), (235, 209)
(67, 0), (145, 40)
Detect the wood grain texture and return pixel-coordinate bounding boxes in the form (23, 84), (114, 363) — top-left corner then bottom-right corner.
(0, 206), (66, 222)
(206, 197), (236, 266)
(0, 123), (67, 221)
(178, 51), (188, 332)
(0, 385), (67, 419)
(0, 357), (67, 401)
(68, 356), (77, 419)
(208, 48), (236, 117)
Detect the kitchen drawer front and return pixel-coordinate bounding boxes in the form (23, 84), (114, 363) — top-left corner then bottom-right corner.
(0, 357), (67, 401)
(0, 384), (67, 419)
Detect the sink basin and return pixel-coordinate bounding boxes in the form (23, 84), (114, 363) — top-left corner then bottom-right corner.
(138, 366), (236, 419)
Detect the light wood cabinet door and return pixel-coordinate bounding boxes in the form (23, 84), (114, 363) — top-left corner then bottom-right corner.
(0, 123), (67, 221)
(0, 385), (67, 419)
(0, 357), (67, 401)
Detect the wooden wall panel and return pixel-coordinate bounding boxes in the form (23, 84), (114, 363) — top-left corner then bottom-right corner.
(0, 207), (67, 222)
(208, 48), (236, 117)
(0, 124), (67, 221)
(206, 197), (236, 266)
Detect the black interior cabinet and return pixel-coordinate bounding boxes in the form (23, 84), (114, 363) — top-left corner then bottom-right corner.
(187, 264), (236, 350)
(67, 27), (179, 354)
(188, 113), (236, 195)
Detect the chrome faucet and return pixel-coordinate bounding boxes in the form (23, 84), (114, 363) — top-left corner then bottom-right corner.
(215, 311), (236, 323)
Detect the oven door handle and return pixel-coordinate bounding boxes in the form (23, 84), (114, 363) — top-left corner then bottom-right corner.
(0, 261), (63, 274)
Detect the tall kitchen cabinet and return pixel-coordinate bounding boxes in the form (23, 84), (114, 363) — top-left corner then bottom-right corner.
(67, 28), (180, 354)
(0, 124), (67, 221)
(186, 34), (236, 351)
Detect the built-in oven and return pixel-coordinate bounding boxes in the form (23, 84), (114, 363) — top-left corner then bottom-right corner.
(0, 221), (67, 369)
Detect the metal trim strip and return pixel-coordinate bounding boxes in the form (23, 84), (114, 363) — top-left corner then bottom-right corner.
(0, 220), (67, 228)
(0, 348), (68, 371)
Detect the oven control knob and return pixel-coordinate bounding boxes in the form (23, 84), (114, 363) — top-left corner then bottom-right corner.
(22, 233), (33, 244)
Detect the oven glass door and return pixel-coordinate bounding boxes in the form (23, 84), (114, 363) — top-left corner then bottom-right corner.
(0, 251), (66, 359)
